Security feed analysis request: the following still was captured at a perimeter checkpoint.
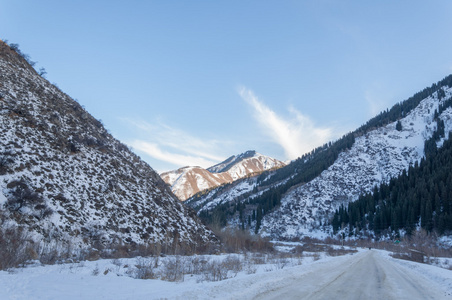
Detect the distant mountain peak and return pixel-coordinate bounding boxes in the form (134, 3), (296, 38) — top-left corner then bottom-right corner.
(161, 151), (285, 201)
(207, 150), (258, 173)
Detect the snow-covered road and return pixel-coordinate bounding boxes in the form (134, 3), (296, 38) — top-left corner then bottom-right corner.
(1, 249), (450, 299)
(255, 250), (447, 300)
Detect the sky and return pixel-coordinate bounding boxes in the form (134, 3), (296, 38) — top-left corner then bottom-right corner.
(1, 1), (452, 173)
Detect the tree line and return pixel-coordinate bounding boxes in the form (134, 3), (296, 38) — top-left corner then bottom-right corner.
(332, 94), (452, 236)
(196, 75), (452, 234)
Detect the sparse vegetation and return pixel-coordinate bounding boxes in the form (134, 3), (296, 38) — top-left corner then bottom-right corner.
(5, 179), (45, 212)
(0, 38), (219, 271)
(213, 227), (274, 253)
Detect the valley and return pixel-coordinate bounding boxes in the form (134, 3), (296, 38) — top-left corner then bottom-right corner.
(1, 24), (452, 300)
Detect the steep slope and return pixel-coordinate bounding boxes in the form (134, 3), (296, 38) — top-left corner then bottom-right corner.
(187, 76), (452, 239)
(161, 151), (285, 201)
(332, 112), (452, 235)
(0, 40), (216, 251)
(261, 90), (452, 238)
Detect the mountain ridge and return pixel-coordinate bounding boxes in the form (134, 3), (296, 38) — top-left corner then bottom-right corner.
(207, 150), (258, 173)
(161, 151), (285, 201)
(186, 75), (452, 239)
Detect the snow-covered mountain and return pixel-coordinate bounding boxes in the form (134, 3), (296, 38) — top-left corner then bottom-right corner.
(261, 91), (452, 239)
(161, 166), (233, 201)
(0, 40), (217, 250)
(187, 77), (452, 239)
(161, 151), (285, 201)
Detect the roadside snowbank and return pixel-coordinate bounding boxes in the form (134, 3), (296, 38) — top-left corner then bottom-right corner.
(0, 249), (450, 299)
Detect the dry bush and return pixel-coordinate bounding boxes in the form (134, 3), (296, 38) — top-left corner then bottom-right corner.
(268, 252), (303, 269)
(213, 228), (274, 253)
(185, 256), (207, 275)
(38, 248), (59, 265)
(112, 258), (123, 272)
(91, 264), (100, 276)
(249, 252), (267, 264)
(201, 260), (229, 282)
(407, 230), (452, 259)
(199, 256), (243, 282)
(160, 256), (185, 282)
(221, 255), (242, 276)
(447, 260), (452, 271)
(292, 245), (304, 255)
(390, 252), (419, 263)
(244, 261), (257, 274)
(134, 257), (158, 280)
(273, 256), (289, 269)
(300, 252), (321, 261)
(301, 236), (324, 244)
(111, 245), (131, 259)
(0, 226), (36, 270)
(327, 246), (357, 257)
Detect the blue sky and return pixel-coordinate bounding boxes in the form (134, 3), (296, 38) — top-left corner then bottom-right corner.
(2, 1), (452, 172)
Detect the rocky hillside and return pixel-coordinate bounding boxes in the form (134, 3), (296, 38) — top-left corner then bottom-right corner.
(161, 151), (285, 200)
(0, 40), (217, 252)
(187, 76), (452, 239)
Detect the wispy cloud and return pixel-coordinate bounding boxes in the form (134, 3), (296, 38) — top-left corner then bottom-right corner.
(123, 119), (228, 172)
(131, 141), (220, 170)
(239, 87), (333, 160)
(365, 84), (391, 117)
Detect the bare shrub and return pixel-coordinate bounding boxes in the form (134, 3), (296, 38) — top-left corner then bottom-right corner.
(273, 257), (289, 270)
(91, 264), (99, 276)
(264, 266), (274, 272)
(112, 245), (130, 259)
(0, 153), (13, 175)
(222, 255), (242, 276)
(250, 253), (267, 264)
(39, 248), (59, 265)
(390, 252), (414, 262)
(5, 179), (44, 212)
(213, 228), (274, 253)
(185, 255), (201, 275)
(244, 261), (257, 274)
(112, 258), (122, 267)
(160, 256), (184, 282)
(134, 257), (158, 280)
(202, 260), (229, 282)
(292, 245), (304, 255)
(0, 226), (35, 269)
(327, 246), (357, 257)
(112, 258), (123, 272)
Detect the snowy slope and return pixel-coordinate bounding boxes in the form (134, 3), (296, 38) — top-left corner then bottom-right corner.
(0, 41), (216, 250)
(261, 89), (452, 239)
(221, 151), (286, 181)
(188, 84), (452, 239)
(161, 151), (285, 201)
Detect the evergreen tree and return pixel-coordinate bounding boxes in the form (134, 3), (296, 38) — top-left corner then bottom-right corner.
(331, 111), (452, 236)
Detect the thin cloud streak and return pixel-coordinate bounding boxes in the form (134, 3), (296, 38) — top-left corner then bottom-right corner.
(131, 141), (218, 169)
(239, 87), (333, 160)
(365, 91), (388, 117)
(122, 118), (229, 171)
